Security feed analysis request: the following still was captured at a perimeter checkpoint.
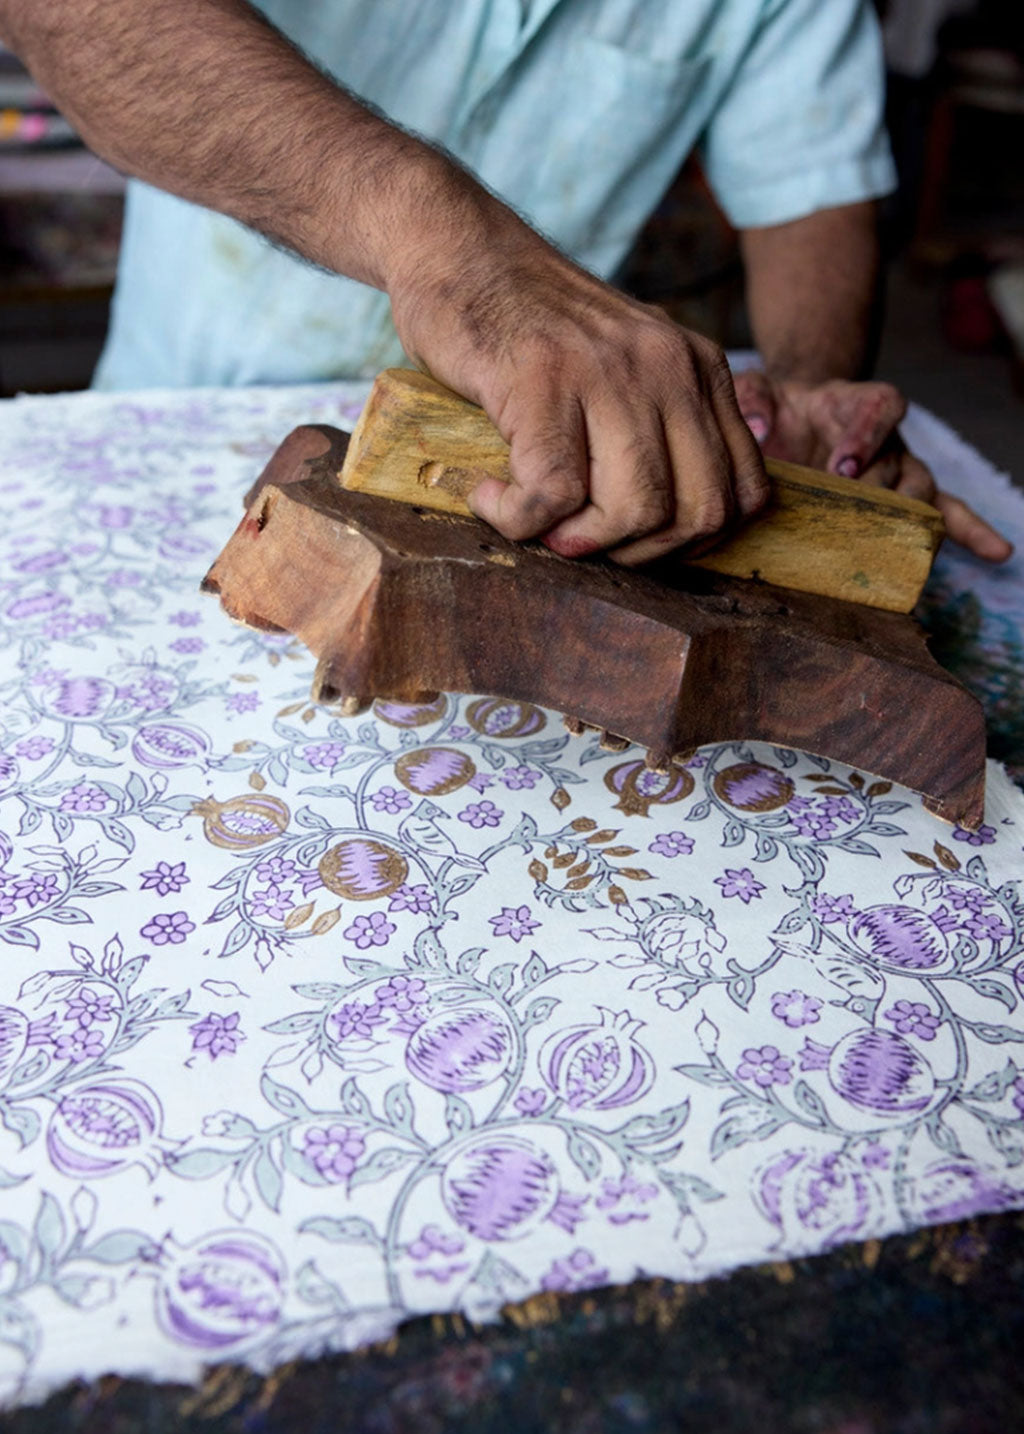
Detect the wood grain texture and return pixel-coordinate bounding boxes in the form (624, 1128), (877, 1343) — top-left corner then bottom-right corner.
(203, 424), (986, 829)
(338, 369), (945, 614)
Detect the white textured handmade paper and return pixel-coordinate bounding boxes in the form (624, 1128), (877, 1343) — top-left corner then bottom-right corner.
(0, 382), (1022, 1406)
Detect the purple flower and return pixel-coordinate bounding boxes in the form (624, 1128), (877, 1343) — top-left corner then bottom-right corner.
(370, 785), (412, 815)
(818, 795), (860, 824)
(771, 991), (823, 1028)
(60, 782), (109, 814)
(514, 1087), (547, 1117)
(885, 1000), (941, 1041)
(344, 911), (396, 949)
(791, 810), (838, 840)
(331, 1001), (386, 1040)
(168, 611), (201, 628)
(104, 568), (143, 589)
(169, 636), (205, 654)
(388, 884), (435, 914)
(715, 867), (766, 904)
(407, 1224), (465, 1259)
(225, 691), (260, 714)
(140, 860), (189, 897)
(541, 1248), (609, 1294)
(254, 855), (297, 885)
(458, 800), (503, 829)
(501, 766), (541, 790)
(467, 772), (495, 793)
(65, 989), (115, 1028)
(117, 672), (176, 711)
(375, 975), (429, 1012)
(14, 735), (55, 760)
(965, 910), (1012, 942)
(810, 893), (855, 924)
(54, 1027), (105, 1063)
(595, 1173), (658, 1224)
(489, 905), (541, 942)
(13, 872), (58, 908)
(952, 824), (996, 846)
(189, 1010), (244, 1059)
(738, 1044), (793, 1088)
(862, 1143), (891, 1170)
(141, 911), (195, 946)
(250, 885), (294, 921)
(302, 741), (346, 770)
(648, 830), (694, 859)
(302, 1123), (365, 1182)
(40, 615), (79, 640)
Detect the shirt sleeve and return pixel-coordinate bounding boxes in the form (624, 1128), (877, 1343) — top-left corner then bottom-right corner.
(698, 0), (897, 229)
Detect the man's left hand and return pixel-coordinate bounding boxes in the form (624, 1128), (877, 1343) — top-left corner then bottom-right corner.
(733, 370), (1013, 563)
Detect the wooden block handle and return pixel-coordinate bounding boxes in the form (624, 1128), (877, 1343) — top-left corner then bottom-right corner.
(339, 368), (945, 613)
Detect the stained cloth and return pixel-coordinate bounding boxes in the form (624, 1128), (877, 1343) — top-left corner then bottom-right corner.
(0, 381), (1021, 1407)
(94, 0), (894, 387)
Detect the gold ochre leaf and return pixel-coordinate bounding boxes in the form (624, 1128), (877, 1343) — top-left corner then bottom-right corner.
(570, 817), (597, 832)
(528, 860), (549, 882)
(284, 902), (315, 929)
(248, 771), (266, 791)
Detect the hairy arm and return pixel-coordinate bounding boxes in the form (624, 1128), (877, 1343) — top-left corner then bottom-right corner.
(0, 0), (766, 564)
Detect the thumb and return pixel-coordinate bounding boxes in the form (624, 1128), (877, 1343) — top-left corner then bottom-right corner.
(731, 368), (777, 446)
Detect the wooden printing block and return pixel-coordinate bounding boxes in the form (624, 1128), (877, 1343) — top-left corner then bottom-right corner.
(202, 424), (987, 829)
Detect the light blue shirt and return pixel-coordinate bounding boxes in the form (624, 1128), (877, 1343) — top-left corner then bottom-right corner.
(95, 0), (895, 388)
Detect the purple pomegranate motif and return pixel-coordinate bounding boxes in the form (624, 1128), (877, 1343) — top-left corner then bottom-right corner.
(156, 1230), (285, 1350)
(603, 760), (694, 818)
(465, 698), (546, 738)
(713, 762), (795, 812)
(847, 905), (953, 973)
(47, 1079), (173, 1178)
(406, 1006), (514, 1093)
(911, 1159), (1018, 1223)
(394, 747), (476, 797)
(442, 1135), (559, 1240)
(827, 1028), (936, 1121)
(158, 530), (211, 562)
(6, 590), (70, 621)
(318, 838), (408, 900)
(374, 696), (447, 727)
(541, 1008), (654, 1111)
(131, 721), (212, 770)
(755, 1148), (882, 1250)
(40, 675), (115, 720)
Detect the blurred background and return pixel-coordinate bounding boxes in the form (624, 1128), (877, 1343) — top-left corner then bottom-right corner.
(0, 0), (1021, 483)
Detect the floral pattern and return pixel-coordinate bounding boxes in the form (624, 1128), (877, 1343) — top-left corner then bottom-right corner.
(0, 381), (1022, 1407)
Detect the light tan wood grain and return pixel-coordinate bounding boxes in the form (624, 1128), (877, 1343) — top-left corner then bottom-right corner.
(339, 368), (945, 613)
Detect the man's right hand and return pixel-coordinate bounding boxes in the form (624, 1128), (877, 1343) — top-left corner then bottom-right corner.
(388, 182), (769, 566)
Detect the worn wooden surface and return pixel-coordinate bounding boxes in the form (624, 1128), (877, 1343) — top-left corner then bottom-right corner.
(338, 368), (946, 614)
(205, 424), (986, 829)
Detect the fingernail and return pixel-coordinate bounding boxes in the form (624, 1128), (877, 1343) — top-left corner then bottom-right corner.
(836, 456), (861, 478)
(744, 415), (769, 442)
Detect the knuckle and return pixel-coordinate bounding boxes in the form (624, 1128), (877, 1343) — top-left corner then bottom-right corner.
(686, 491), (731, 542)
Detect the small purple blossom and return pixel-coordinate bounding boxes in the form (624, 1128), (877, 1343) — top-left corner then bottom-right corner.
(141, 910), (195, 945)
(54, 1027), (105, 1063)
(370, 785), (412, 815)
(771, 990), (823, 1028)
(458, 800), (503, 829)
(737, 1043), (793, 1088)
(344, 911), (396, 948)
(817, 795), (860, 823)
(225, 691), (261, 714)
(189, 1010), (244, 1059)
(254, 855), (297, 885)
(648, 830), (694, 859)
(466, 772), (495, 793)
(388, 884), (435, 914)
(489, 905), (541, 942)
(104, 568), (143, 589)
(250, 885), (295, 921)
(541, 1248), (609, 1294)
(965, 910), (1012, 942)
(791, 810), (838, 840)
(407, 1224), (465, 1259)
(375, 975), (429, 1012)
(514, 1087), (547, 1117)
(169, 636), (205, 654)
(447, 725), (470, 740)
(715, 867), (766, 904)
(952, 824), (996, 846)
(885, 1000), (941, 1041)
(140, 860), (189, 897)
(60, 782), (109, 814)
(862, 1143), (891, 1169)
(13, 872), (58, 908)
(810, 892), (855, 924)
(302, 1123), (365, 1182)
(595, 1173), (658, 1224)
(65, 989), (115, 1028)
(331, 1000), (386, 1040)
(303, 741), (346, 770)
(168, 610), (201, 627)
(501, 766), (542, 791)
(14, 735), (55, 760)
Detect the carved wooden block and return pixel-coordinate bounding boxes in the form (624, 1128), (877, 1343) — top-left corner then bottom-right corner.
(205, 424), (986, 829)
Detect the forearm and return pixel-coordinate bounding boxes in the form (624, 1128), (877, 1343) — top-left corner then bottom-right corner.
(0, 0), (508, 294)
(739, 201), (882, 384)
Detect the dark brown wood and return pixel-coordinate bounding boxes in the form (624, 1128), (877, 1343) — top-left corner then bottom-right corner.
(203, 425), (987, 830)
